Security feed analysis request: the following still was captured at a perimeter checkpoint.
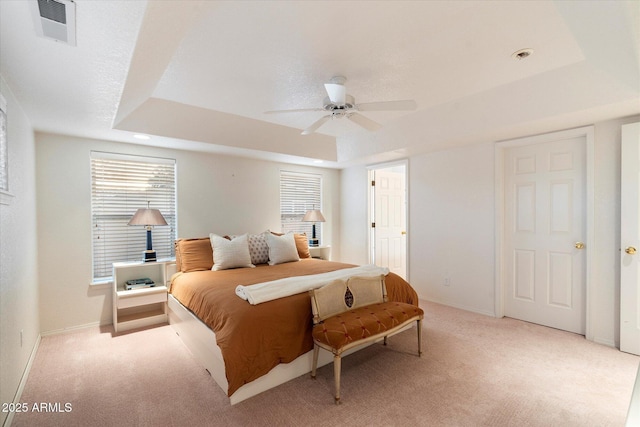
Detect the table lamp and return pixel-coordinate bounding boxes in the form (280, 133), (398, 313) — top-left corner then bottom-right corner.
(302, 208), (325, 247)
(128, 202), (168, 262)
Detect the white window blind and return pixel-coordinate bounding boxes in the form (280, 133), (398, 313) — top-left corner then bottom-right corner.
(280, 171), (322, 238)
(91, 152), (176, 281)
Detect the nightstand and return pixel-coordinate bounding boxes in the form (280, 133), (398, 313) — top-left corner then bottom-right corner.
(112, 259), (175, 333)
(309, 245), (331, 261)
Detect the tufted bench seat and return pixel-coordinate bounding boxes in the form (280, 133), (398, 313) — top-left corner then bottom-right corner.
(309, 275), (424, 404)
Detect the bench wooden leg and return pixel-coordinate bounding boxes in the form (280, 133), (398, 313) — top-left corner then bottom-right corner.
(311, 343), (320, 379)
(417, 319), (422, 357)
(334, 354), (341, 404)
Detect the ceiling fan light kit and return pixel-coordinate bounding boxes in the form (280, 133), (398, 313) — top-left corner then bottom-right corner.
(265, 76), (417, 135)
(324, 75), (348, 105)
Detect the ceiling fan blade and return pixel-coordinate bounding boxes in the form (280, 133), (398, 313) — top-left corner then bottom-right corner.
(264, 108), (324, 114)
(301, 115), (332, 135)
(347, 113), (382, 132)
(356, 99), (417, 112)
(324, 83), (346, 105)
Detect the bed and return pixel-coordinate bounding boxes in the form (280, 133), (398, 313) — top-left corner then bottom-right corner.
(167, 234), (420, 404)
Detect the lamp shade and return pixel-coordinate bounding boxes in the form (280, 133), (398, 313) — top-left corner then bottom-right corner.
(302, 209), (326, 223)
(127, 208), (168, 226)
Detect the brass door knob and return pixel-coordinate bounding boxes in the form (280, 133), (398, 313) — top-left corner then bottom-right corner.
(401, 231), (407, 235)
(575, 242), (585, 249)
(626, 246), (637, 255)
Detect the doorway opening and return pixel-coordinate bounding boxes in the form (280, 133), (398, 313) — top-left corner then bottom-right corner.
(368, 161), (408, 280)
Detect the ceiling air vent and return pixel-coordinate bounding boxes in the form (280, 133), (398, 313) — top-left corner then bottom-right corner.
(30, 0), (76, 46)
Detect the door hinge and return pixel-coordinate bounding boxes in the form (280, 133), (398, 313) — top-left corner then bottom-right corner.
(371, 180), (375, 187)
(371, 222), (376, 228)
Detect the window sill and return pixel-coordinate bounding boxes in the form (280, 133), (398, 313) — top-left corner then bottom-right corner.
(90, 278), (113, 289)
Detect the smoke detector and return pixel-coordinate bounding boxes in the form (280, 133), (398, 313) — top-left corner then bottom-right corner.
(29, 0), (76, 46)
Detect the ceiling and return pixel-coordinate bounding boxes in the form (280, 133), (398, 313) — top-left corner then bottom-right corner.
(0, 1), (638, 168)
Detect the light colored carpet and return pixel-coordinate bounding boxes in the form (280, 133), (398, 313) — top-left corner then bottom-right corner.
(12, 301), (639, 427)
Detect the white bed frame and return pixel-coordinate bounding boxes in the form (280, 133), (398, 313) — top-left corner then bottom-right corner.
(168, 293), (344, 404)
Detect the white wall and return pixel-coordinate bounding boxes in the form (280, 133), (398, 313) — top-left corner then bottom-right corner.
(0, 76), (39, 425)
(340, 115), (640, 347)
(410, 142), (496, 315)
(35, 133), (341, 333)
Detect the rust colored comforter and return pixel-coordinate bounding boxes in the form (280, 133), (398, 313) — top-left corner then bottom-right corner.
(169, 259), (419, 396)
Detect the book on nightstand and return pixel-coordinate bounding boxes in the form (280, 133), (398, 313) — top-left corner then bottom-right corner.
(125, 278), (155, 290)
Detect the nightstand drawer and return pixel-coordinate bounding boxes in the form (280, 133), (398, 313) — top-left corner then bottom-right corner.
(117, 287), (167, 309)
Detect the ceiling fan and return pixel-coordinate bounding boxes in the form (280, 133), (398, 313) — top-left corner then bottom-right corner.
(265, 76), (417, 135)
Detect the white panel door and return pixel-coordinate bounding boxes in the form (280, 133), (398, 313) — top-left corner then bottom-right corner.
(621, 122), (640, 356)
(504, 136), (586, 334)
(373, 167), (407, 279)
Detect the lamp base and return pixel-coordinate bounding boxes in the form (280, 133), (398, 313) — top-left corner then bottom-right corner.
(308, 238), (319, 247)
(143, 250), (157, 262)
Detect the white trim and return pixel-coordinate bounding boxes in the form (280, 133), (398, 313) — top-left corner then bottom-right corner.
(89, 279), (112, 288)
(90, 150), (175, 165)
(626, 364), (640, 426)
(4, 334), (41, 427)
(494, 126), (595, 341)
(421, 297), (496, 318)
(40, 321), (103, 337)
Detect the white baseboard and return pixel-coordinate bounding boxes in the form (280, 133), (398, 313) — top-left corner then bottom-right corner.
(593, 336), (616, 348)
(40, 321), (103, 337)
(422, 299), (620, 348)
(421, 297), (496, 318)
(627, 364), (640, 427)
(3, 334), (41, 427)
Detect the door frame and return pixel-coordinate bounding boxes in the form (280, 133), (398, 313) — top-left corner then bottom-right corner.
(494, 126), (595, 341)
(367, 159), (409, 282)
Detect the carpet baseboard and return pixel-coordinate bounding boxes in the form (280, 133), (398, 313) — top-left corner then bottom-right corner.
(3, 334), (41, 427)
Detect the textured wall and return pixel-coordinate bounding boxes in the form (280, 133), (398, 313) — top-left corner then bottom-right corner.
(0, 76), (39, 425)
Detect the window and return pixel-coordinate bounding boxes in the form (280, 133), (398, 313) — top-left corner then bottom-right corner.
(91, 152), (176, 282)
(280, 171), (322, 238)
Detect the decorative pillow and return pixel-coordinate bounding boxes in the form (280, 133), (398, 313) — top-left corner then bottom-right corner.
(270, 231), (311, 259)
(175, 238), (213, 272)
(265, 231), (300, 265)
(248, 233), (269, 265)
(209, 233), (255, 271)
(294, 233), (311, 259)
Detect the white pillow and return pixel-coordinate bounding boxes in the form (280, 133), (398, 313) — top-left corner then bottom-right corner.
(265, 232), (300, 265)
(209, 233), (255, 271)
